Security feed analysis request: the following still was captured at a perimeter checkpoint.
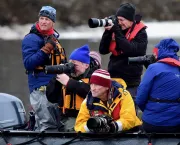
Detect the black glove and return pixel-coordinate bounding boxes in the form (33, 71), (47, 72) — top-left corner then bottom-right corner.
(144, 54), (156, 69)
(110, 21), (122, 33)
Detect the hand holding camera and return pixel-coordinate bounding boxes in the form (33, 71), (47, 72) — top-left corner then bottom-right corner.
(46, 35), (57, 48)
(56, 73), (70, 86)
(41, 35), (57, 54)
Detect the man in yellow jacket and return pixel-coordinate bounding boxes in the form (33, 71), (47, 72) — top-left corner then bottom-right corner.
(75, 69), (141, 133)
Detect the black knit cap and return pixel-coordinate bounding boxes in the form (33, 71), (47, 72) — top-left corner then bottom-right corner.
(116, 3), (135, 21)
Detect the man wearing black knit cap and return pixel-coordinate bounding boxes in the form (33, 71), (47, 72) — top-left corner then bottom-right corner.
(99, 3), (148, 99)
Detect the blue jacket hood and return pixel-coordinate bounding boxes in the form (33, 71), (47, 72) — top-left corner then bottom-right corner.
(155, 38), (179, 60)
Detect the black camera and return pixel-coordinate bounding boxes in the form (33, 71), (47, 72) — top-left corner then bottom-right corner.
(87, 115), (112, 131)
(45, 62), (75, 74)
(88, 15), (117, 28)
(128, 54), (156, 66)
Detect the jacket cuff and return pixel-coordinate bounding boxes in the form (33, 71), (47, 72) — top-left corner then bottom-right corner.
(116, 121), (123, 131)
(84, 124), (90, 133)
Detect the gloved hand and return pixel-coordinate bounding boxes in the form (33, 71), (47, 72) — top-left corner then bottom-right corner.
(46, 35), (57, 48)
(144, 54), (156, 69)
(41, 35), (57, 54)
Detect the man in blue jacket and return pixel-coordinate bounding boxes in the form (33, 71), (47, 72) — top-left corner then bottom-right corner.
(22, 6), (67, 131)
(136, 38), (180, 133)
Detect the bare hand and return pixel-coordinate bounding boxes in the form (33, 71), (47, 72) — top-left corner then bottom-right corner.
(56, 73), (70, 86)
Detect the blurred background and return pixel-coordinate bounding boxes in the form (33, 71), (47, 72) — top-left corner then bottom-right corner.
(0, 0), (180, 113)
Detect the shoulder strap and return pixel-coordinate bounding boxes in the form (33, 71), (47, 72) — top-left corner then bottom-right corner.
(55, 40), (67, 64)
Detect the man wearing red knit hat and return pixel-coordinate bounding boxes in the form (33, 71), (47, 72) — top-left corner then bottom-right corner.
(75, 69), (141, 133)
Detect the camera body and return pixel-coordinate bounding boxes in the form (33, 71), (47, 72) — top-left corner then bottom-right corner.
(45, 62), (75, 74)
(88, 15), (117, 28)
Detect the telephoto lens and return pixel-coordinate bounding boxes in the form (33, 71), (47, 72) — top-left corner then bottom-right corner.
(128, 54), (156, 65)
(87, 116), (109, 129)
(88, 18), (112, 28)
(128, 56), (147, 65)
(45, 62), (75, 74)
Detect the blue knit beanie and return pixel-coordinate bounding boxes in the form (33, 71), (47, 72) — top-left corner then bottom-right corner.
(39, 6), (56, 22)
(69, 45), (90, 64)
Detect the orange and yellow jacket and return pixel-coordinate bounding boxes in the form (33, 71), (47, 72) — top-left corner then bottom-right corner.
(75, 80), (142, 133)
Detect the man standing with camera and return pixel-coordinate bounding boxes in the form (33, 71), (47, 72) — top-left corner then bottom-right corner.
(22, 6), (67, 131)
(99, 3), (148, 98)
(75, 69), (141, 133)
(46, 45), (102, 132)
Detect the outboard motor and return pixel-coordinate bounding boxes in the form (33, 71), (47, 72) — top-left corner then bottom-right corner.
(0, 93), (27, 130)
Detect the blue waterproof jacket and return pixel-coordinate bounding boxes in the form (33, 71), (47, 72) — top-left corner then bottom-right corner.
(136, 38), (180, 126)
(21, 25), (56, 93)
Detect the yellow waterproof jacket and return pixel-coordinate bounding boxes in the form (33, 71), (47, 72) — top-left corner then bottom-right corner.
(74, 80), (142, 132)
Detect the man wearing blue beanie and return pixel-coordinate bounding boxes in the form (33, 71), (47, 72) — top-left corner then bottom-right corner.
(22, 5), (67, 131)
(46, 44), (102, 132)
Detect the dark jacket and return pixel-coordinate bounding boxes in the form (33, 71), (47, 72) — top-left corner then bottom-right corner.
(46, 77), (90, 104)
(99, 24), (148, 86)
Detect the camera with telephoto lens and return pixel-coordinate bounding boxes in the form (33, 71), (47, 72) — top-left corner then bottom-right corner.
(87, 115), (113, 132)
(128, 54), (157, 67)
(88, 15), (117, 28)
(45, 62), (75, 74)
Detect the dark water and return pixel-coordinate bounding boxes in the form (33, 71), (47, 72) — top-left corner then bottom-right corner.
(0, 38), (179, 113)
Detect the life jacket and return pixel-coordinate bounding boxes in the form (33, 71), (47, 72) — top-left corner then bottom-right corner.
(109, 22), (146, 56)
(158, 58), (180, 67)
(29, 29), (67, 72)
(87, 81), (125, 120)
(60, 78), (89, 114)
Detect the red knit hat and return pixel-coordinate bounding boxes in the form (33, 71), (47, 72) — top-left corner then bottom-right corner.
(90, 69), (111, 88)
